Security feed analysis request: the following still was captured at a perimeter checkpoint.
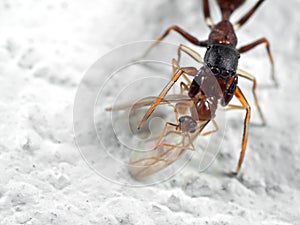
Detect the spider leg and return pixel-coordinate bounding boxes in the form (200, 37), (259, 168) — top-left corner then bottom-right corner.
(142, 26), (207, 58)
(234, 0), (265, 29)
(203, 0), (215, 29)
(237, 69), (266, 125)
(238, 38), (276, 86)
(234, 86), (251, 175)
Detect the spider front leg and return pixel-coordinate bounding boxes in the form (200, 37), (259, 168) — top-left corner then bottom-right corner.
(176, 44), (204, 65)
(172, 58), (197, 87)
(172, 45), (204, 87)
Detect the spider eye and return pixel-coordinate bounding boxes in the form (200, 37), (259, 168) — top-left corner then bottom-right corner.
(211, 67), (220, 74)
(222, 70), (230, 77)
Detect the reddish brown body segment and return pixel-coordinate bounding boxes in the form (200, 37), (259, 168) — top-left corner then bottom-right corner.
(208, 21), (237, 46)
(218, 0), (246, 20)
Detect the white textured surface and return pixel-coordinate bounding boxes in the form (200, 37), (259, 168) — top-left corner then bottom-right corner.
(0, 0), (300, 224)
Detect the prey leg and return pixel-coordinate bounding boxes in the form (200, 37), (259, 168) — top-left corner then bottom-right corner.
(177, 44), (204, 65)
(201, 119), (219, 136)
(153, 123), (194, 151)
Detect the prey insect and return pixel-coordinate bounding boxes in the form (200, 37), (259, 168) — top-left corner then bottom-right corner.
(106, 0), (275, 179)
